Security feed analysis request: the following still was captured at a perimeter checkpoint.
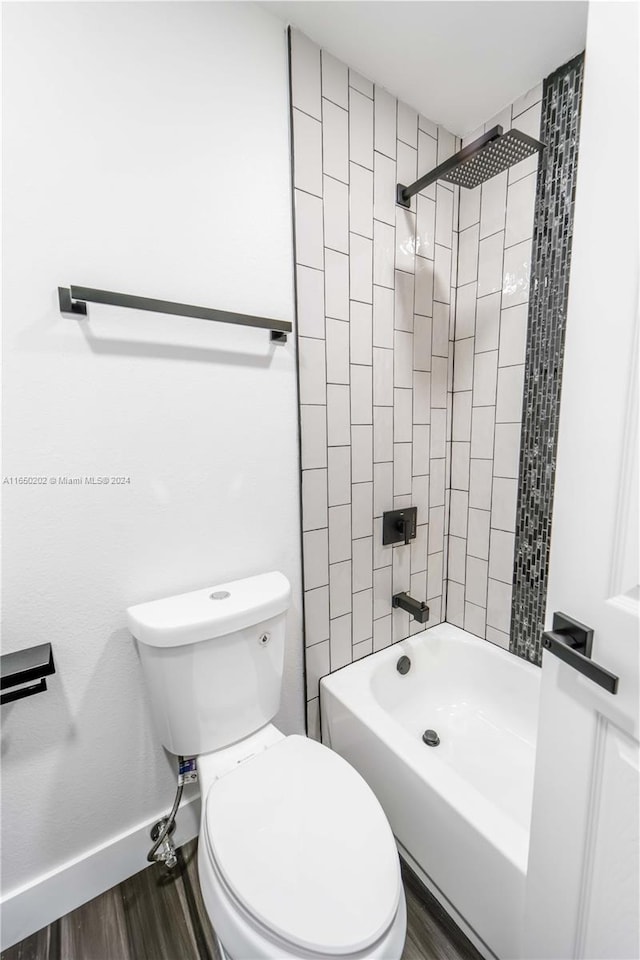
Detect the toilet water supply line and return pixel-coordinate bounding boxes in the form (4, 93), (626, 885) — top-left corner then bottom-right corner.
(147, 755), (197, 868)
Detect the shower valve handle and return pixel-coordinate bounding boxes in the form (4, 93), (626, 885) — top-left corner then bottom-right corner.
(382, 507), (417, 546)
(398, 515), (413, 545)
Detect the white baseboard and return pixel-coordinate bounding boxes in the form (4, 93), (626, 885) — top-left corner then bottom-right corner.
(1, 795), (201, 951)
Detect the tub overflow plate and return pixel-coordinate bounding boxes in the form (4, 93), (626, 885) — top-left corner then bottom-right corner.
(422, 729), (440, 747)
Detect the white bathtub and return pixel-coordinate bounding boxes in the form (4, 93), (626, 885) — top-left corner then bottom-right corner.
(320, 623), (540, 960)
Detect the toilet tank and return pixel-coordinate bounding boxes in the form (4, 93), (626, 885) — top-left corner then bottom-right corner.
(127, 572), (291, 756)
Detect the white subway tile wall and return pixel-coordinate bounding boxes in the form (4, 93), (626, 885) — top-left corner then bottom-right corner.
(449, 87), (541, 644)
(292, 31), (457, 728)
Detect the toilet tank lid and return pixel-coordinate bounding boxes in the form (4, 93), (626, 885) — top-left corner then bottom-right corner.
(126, 571), (291, 648)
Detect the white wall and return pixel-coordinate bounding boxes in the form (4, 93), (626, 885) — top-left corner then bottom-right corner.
(1, 0), (303, 943)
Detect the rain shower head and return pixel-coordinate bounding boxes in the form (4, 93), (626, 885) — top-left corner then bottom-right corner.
(441, 128), (544, 188)
(396, 125), (544, 207)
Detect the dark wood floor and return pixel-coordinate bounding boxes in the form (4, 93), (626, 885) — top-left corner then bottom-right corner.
(2, 839), (482, 960)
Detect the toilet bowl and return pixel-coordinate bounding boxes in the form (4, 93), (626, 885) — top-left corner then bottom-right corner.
(127, 572), (407, 960)
(197, 728), (406, 960)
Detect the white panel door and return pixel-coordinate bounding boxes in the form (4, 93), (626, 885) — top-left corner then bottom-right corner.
(522, 5), (639, 959)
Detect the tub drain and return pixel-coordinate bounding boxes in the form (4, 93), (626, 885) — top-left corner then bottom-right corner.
(422, 729), (440, 747)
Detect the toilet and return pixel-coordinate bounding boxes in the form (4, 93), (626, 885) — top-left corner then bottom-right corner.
(127, 571), (407, 960)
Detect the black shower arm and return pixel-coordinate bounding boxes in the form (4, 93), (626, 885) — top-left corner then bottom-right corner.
(396, 125), (503, 207)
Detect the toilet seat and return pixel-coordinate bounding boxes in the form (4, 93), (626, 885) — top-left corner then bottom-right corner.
(202, 735), (401, 957)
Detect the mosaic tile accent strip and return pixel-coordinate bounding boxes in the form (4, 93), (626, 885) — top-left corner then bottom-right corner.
(510, 54), (585, 664)
(289, 29), (459, 734)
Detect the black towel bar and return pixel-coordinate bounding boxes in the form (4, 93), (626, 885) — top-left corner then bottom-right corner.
(58, 286), (291, 343)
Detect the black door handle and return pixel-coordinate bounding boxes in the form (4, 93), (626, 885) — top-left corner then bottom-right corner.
(542, 613), (619, 695)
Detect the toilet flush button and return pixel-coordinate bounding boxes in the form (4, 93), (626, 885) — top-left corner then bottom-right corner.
(259, 632), (270, 646)
(210, 591), (231, 600)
